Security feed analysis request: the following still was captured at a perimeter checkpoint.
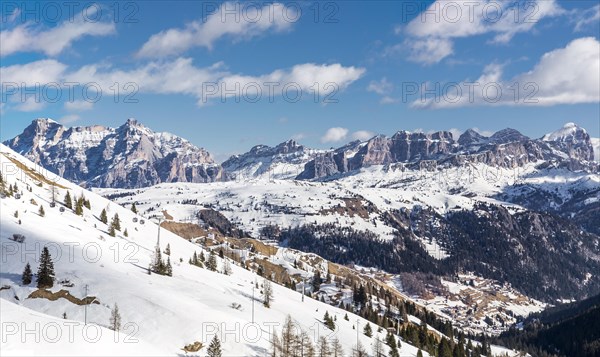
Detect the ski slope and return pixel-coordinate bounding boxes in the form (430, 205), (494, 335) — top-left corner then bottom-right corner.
(0, 143), (427, 356)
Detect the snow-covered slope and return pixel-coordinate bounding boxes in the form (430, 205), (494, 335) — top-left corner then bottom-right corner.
(0, 143), (425, 356)
(95, 160), (599, 240)
(1, 300), (164, 356)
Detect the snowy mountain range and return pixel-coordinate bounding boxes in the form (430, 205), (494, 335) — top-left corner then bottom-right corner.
(298, 123), (597, 180)
(5, 119), (598, 189)
(5, 118), (224, 189)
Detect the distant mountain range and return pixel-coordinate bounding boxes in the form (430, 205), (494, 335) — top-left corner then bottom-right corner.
(5, 118), (223, 188)
(4, 118), (598, 188)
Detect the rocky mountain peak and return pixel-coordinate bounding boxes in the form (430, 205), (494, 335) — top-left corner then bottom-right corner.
(542, 122), (588, 142)
(489, 128), (529, 144)
(275, 139), (304, 154)
(542, 122), (594, 161)
(458, 129), (488, 147)
(4, 118), (223, 188)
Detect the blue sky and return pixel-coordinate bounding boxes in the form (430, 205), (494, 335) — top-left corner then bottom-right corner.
(1, 0), (599, 161)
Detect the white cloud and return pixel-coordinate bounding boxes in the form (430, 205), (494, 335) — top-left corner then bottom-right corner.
(574, 5), (600, 32)
(1, 58), (364, 108)
(380, 96), (399, 104)
(405, 37), (454, 65)
(64, 100), (93, 111)
(402, 0), (563, 64)
(368, 78), (399, 104)
(291, 133), (306, 141)
(137, 2), (296, 58)
(0, 7), (115, 57)
(472, 128), (494, 137)
(448, 128), (463, 140)
(321, 127), (349, 143)
(446, 127), (493, 139)
(14, 96), (46, 112)
(591, 137), (600, 162)
(0, 59), (67, 86)
(58, 114), (81, 124)
(351, 130), (375, 141)
(413, 37), (600, 108)
(367, 77), (393, 95)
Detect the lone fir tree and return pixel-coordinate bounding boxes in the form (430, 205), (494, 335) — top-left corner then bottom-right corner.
(131, 203), (138, 213)
(363, 322), (373, 337)
(262, 279), (274, 308)
(111, 213), (121, 231)
(37, 247), (55, 288)
(100, 209), (108, 224)
(75, 197), (83, 216)
(64, 191), (72, 209)
(207, 335), (222, 357)
(22, 262), (32, 285)
(109, 303), (122, 332)
(150, 242), (172, 276)
(207, 250), (218, 271)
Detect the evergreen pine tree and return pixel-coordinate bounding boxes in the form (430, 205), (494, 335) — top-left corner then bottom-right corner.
(124, 229), (128, 237)
(164, 243), (170, 256)
(386, 330), (397, 348)
(263, 279), (273, 308)
(108, 224), (116, 237)
(223, 259), (232, 275)
(36, 247), (54, 288)
(131, 203), (138, 214)
(323, 311), (335, 330)
(64, 192), (72, 209)
(207, 251), (218, 271)
(22, 262), (32, 285)
(75, 197), (83, 216)
(38, 205), (45, 217)
(111, 213), (121, 231)
(109, 303), (122, 332)
(100, 209), (108, 224)
(312, 270), (322, 292)
(207, 335), (222, 357)
(166, 257), (173, 277)
(363, 323), (373, 337)
(417, 350), (424, 357)
(150, 244), (163, 274)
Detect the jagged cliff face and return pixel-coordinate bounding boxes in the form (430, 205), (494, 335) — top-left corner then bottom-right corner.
(5, 118), (223, 188)
(298, 124), (597, 180)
